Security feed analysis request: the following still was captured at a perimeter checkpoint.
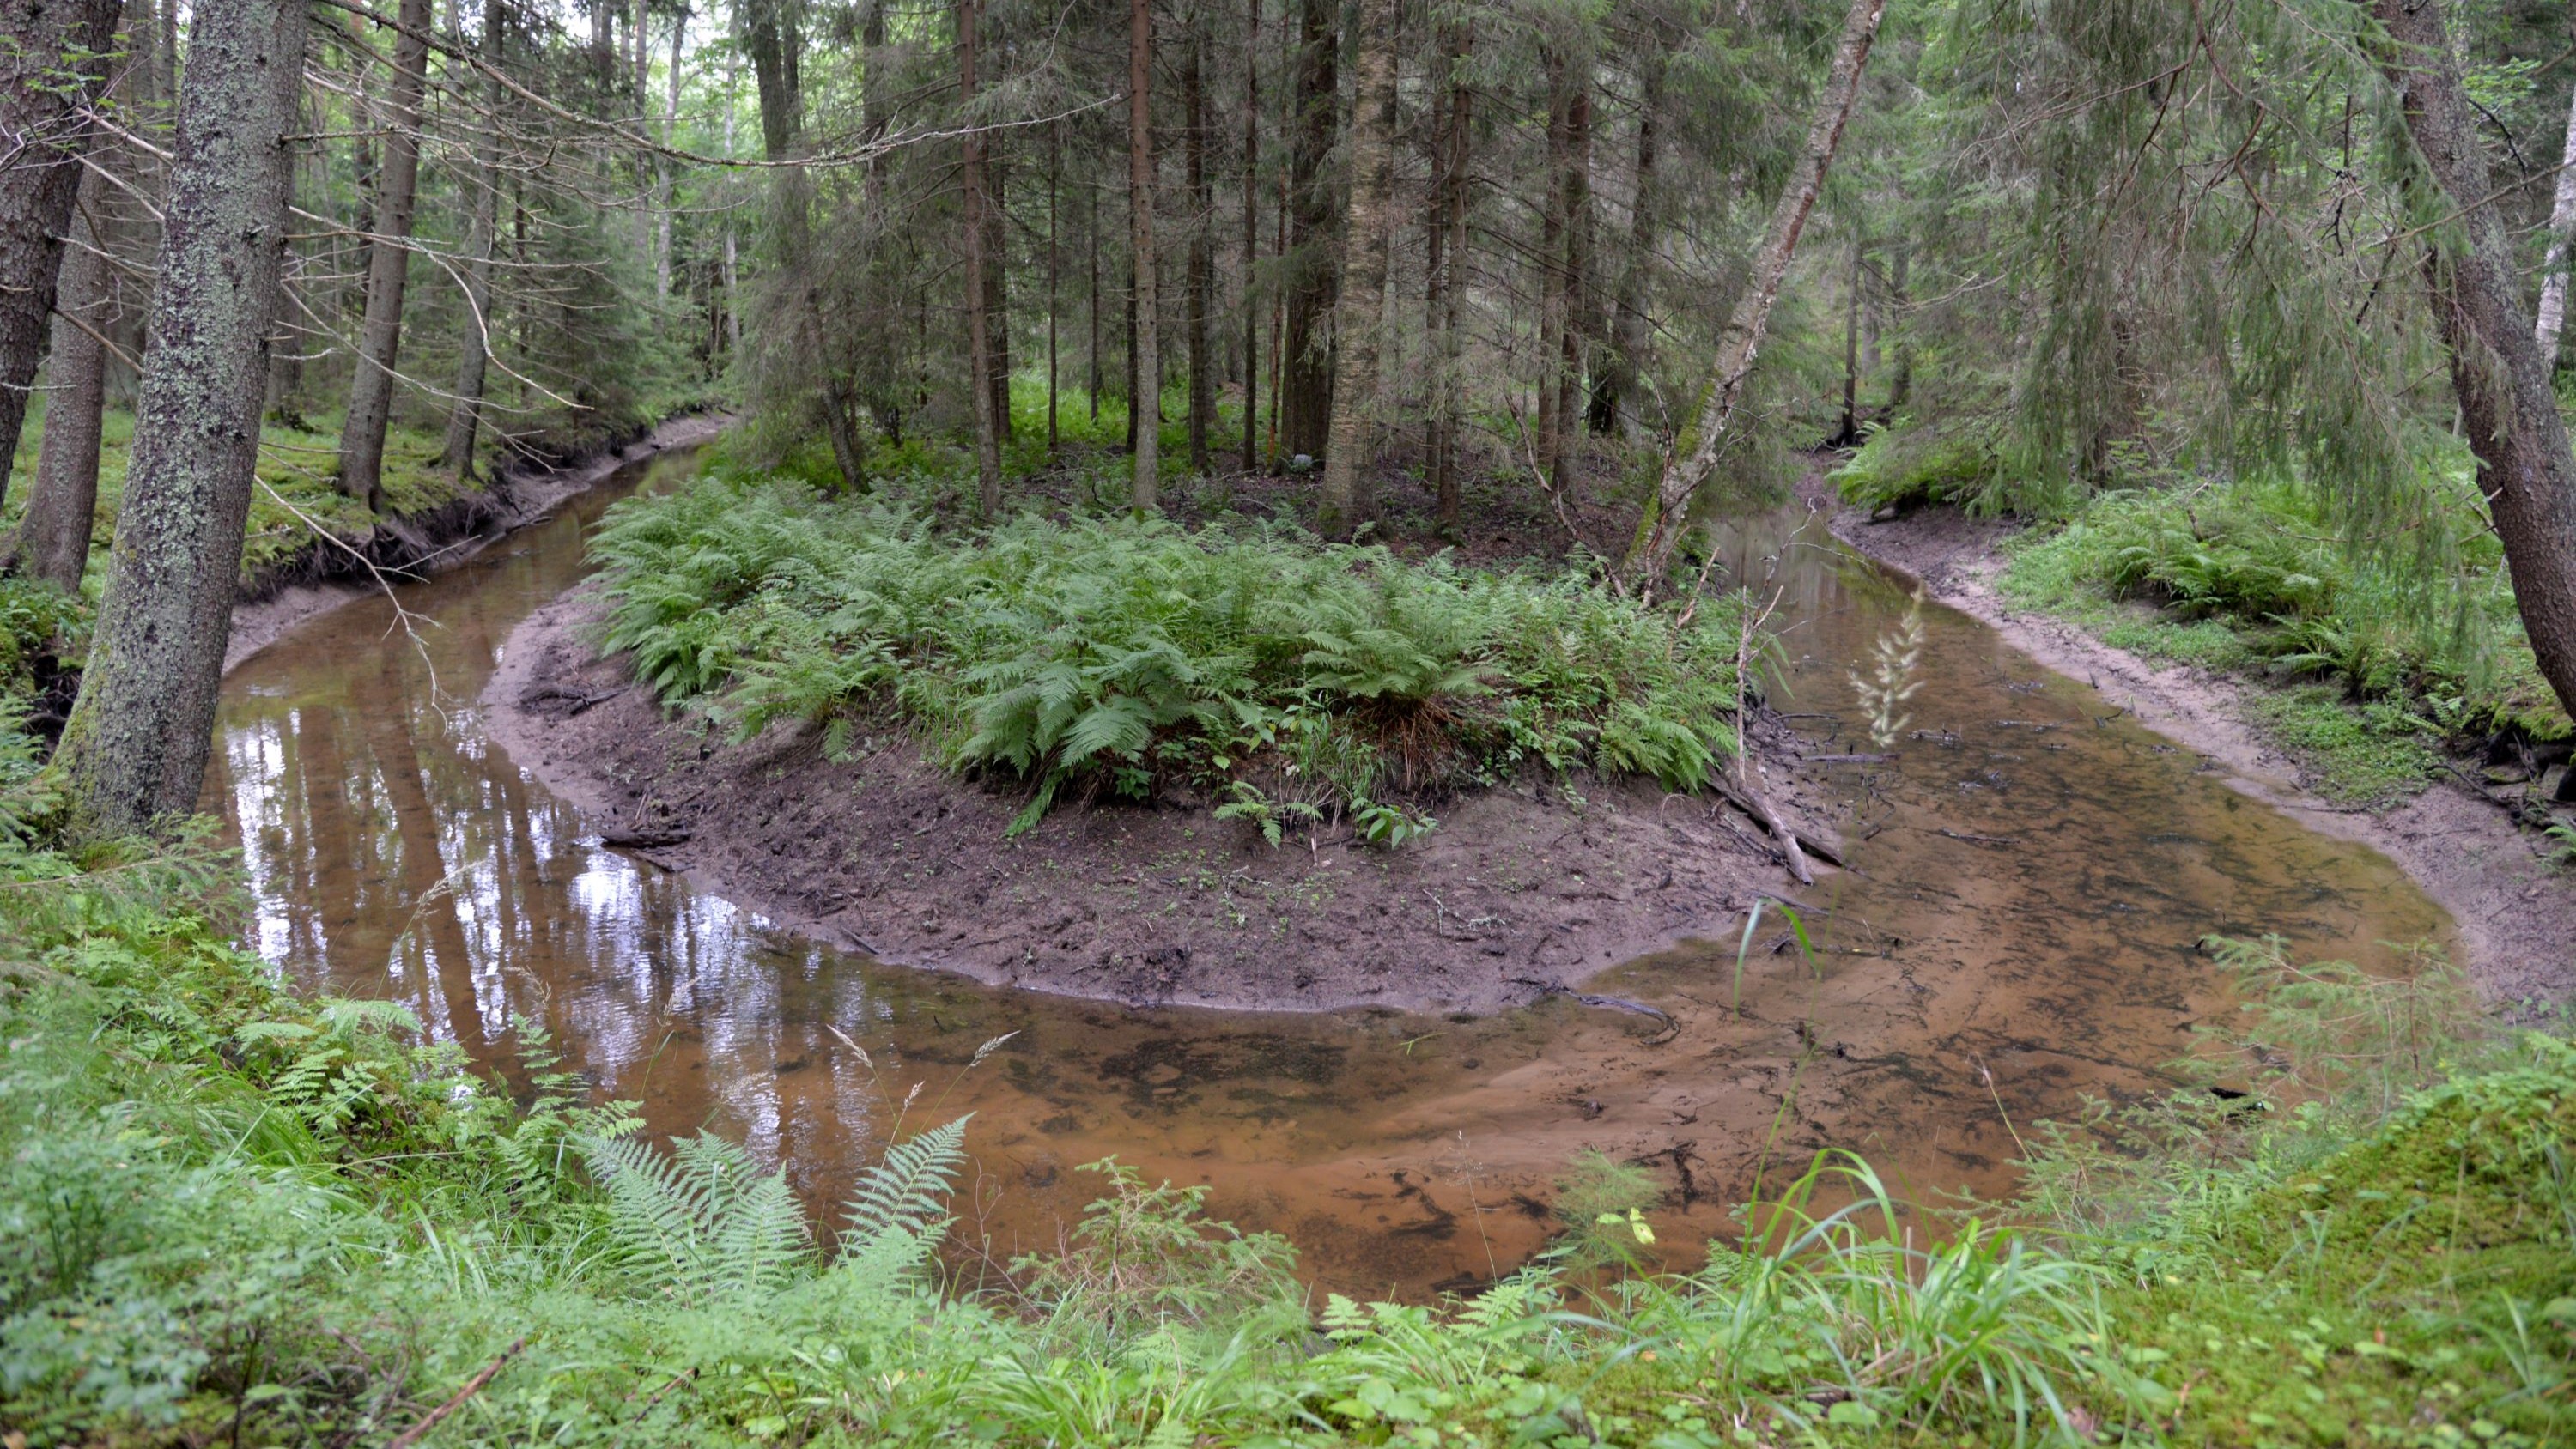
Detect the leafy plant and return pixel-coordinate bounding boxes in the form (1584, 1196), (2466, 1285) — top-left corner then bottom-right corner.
(1210, 779), (1321, 847)
(1347, 794), (1437, 848)
(2545, 819), (2576, 871)
(588, 478), (1749, 832)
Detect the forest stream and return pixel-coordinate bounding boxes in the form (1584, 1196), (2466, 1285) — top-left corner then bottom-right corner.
(207, 447), (2454, 1299)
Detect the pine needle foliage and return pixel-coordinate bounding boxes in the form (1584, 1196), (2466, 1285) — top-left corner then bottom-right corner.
(589, 477), (1745, 833)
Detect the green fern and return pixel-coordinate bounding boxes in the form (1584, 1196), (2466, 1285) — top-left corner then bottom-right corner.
(577, 1130), (811, 1301)
(588, 480), (1751, 834)
(831, 1116), (971, 1286)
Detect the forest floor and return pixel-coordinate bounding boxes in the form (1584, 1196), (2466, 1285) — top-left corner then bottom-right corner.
(222, 411), (727, 672)
(484, 585), (1838, 1015)
(1815, 470), (2576, 1013)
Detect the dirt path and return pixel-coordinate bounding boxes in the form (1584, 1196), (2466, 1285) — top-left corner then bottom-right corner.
(1816, 477), (2576, 1012)
(223, 413), (730, 675)
(481, 585), (1841, 1016)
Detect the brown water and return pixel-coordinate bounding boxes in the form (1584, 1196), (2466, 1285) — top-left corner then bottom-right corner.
(210, 452), (2452, 1296)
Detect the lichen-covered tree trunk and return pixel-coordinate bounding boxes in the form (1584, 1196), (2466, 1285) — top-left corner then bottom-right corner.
(2372, 0), (2576, 723)
(1277, 0), (1337, 461)
(336, 0), (435, 512)
(0, 0), (125, 508)
(1127, 0), (1159, 511)
(1624, 0), (1884, 597)
(55, 0), (312, 836)
(9, 171), (113, 591)
(1313, 0), (1397, 537)
(441, 0), (507, 477)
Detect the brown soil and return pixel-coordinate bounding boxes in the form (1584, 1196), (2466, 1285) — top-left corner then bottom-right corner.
(1818, 476), (2576, 1013)
(223, 413), (731, 674)
(482, 586), (1838, 1015)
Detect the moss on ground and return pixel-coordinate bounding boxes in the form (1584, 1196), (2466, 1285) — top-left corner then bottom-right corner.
(6, 401), (478, 597)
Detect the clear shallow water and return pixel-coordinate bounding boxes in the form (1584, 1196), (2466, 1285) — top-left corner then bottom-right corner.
(210, 456), (2451, 1296)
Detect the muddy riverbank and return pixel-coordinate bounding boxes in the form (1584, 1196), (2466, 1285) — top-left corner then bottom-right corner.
(224, 413), (730, 674)
(483, 585), (1842, 1015)
(1817, 475), (2576, 1010)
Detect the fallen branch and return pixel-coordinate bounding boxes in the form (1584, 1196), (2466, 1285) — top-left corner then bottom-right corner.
(600, 828), (692, 849)
(1711, 776), (1834, 882)
(387, 1335), (527, 1449)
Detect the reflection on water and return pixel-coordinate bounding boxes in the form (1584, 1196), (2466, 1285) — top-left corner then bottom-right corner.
(210, 456), (2454, 1296)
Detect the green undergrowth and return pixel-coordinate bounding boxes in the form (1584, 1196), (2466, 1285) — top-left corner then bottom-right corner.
(2, 792), (2569, 1446)
(5, 401), (476, 597)
(726, 376), (1251, 504)
(1831, 415), (2029, 518)
(1990, 478), (2567, 805)
(588, 472), (1747, 837)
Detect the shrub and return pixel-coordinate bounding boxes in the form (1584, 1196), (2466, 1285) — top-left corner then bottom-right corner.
(589, 476), (1746, 836)
(2002, 476), (2569, 746)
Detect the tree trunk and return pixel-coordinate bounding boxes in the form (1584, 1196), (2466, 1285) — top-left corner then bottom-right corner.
(1088, 178), (1101, 420)
(1595, 37), (1661, 441)
(56, 0), (312, 835)
(2539, 74), (2576, 365)
(1239, 0), (1261, 470)
(655, 6), (685, 303)
(745, 0), (864, 492)
(2372, 0), (2576, 722)
(1048, 118), (1060, 453)
(961, 0), (1001, 513)
(1534, 52), (1568, 483)
(1558, 79), (1593, 462)
(987, 148), (1012, 448)
(442, 0), (507, 478)
(0, 0), (125, 508)
(1128, 0), (1160, 510)
(1429, 22), (1470, 528)
(1279, 0), (1337, 461)
(1185, 23), (1212, 474)
(1881, 244), (1911, 418)
(1624, 0), (1884, 597)
(721, 50), (743, 356)
(1833, 233), (1862, 446)
(9, 173), (112, 591)
(336, 0), (436, 512)
(1314, 0), (1396, 537)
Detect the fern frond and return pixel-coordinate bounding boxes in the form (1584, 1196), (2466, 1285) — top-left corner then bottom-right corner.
(839, 1115), (970, 1274)
(579, 1130), (811, 1301)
